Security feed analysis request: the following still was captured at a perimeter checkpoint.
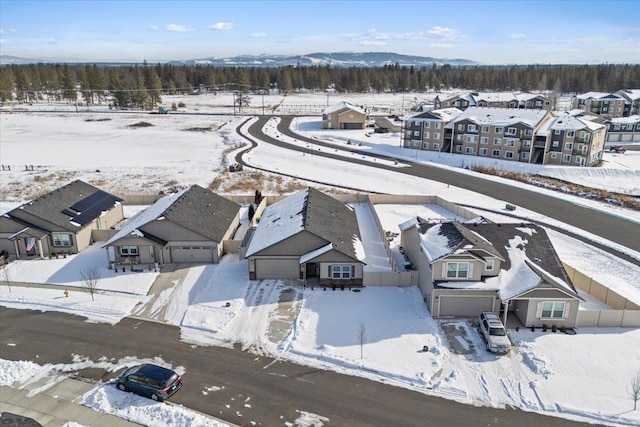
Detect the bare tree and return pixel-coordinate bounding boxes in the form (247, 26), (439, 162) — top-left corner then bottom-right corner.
(1, 268), (11, 293)
(80, 267), (101, 302)
(630, 370), (640, 411)
(357, 323), (367, 359)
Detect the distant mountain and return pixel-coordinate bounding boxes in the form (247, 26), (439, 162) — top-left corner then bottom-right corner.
(170, 52), (478, 67)
(1, 52), (478, 67)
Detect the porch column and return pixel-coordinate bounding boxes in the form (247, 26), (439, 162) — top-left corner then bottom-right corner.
(37, 239), (45, 259)
(502, 301), (509, 326)
(13, 240), (20, 259)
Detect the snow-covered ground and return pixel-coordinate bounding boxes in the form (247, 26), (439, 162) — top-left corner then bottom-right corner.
(1, 93), (640, 426)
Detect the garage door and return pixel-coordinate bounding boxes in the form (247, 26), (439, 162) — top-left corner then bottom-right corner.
(438, 296), (494, 317)
(341, 122), (363, 130)
(255, 258), (299, 279)
(170, 247), (213, 263)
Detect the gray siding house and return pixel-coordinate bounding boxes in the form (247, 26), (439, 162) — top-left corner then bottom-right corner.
(400, 219), (582, 328)
(103, 185), (240, 267)
(0, 180), (123, 259)
(245, 188), (365, 287)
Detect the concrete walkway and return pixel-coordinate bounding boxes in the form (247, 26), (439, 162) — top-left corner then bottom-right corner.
(0, 379), (140, 427)
(129, 263), (191, 322)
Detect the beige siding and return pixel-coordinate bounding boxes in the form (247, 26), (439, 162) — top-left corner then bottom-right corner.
(432, 256), (484, 281)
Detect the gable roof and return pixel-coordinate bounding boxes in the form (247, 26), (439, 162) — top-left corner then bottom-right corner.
(7, 180), (122, 232)
(104, 185), (240, 246)
(409, 107), (463, 122)
(245, 188), (362, 260)
(323, 101), (366, 115)
(550, 115), (606, 132)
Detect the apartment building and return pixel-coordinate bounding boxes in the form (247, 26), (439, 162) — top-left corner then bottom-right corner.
(571, 92), (627, 118)
(446, 107), (553, 163)
(616, 89), (640, 117)
(434, 92), (551, 111)
(540, 113), (607, 166)
(604, 115), (640, 143)
(402, 108), (463, 153)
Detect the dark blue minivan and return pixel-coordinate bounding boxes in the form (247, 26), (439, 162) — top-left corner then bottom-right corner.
(115, 363), (182, 401)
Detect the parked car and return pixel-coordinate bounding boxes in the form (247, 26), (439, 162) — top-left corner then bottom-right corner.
(609, 145), (626, 154)
(115, 363), (182, 401)
(478, 312), (511, 354)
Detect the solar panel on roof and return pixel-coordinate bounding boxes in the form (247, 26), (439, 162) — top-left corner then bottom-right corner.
(66, 190), (122, 226)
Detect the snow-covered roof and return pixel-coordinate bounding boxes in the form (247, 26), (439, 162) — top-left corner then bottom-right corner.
(323, 101), (366, 115)
(103, 188), (189, 246)
(407, 107), (463, 122)
(300, 243), (334, 264)
(245, 188), (362, 261)
(472, 92), (518, 103)
(446, 107), (549, 128)
(617, 88), (640, 101)
(550, 115), (605, 132)
(607, 114), (640, 124)
(576, 92), (624, 101)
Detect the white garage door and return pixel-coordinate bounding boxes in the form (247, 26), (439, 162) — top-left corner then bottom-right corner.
(438, 296), (494, 317)
(255, 258), (299, 279)
(170, 247), (213, 263)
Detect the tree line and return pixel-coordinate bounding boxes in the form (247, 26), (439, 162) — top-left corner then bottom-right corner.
(0, 62), (638, 109)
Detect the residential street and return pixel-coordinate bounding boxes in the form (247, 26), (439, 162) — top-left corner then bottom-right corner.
(0, 307), (588, 426)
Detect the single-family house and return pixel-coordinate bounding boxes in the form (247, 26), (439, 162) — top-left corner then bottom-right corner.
(322, 102), (367, 130)
(245, 187), (365, 286)
(0, 180), (124, 259)
(102, 185), (240, 266)
(400, 219), (582, 328)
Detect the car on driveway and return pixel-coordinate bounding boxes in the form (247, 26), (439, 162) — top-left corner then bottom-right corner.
(608, 145), (626, 154)
(478, 312), (511, 354)
(115, 363), (182, 401)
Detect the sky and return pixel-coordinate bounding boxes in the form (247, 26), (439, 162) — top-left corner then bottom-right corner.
(1, 0), (639, 64)
(0, 93), (639, 425)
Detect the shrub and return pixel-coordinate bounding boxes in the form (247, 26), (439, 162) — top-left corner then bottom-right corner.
(551, 325), (557, 333)
(178, 101), (186, 108)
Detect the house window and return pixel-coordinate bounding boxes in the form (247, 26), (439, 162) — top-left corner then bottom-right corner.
(540, 301), (566, 319)
(434, 122), (441, 129)
(522, 152), (530, 159)
(493, 138), (502, 145)
(479, 148), (488, 155)
(466, 135), (476, 143)
(424, 122), (431, 129)
(52, 233), (72, 247)
(524, 129), (532, 136)
(446, 262), (469, 278)
(506, 139), (515, 147)
(492, 149), (501, 157)
(414, 130), (420, 137)
(468, 124), (477, 132)
(481, 126), (489, 133)
(120, 246), (139, 256)
(566, 143), (573, 150)
(458, 123), (465, 131)
(506, 127), (517, 136)
(505, 151), (514, 159)
(485, 259), (495, 271)
(554, 129), (561, 135)
(495, 127), (503, 134)
(422, 142), (429, 149)
(413, 141), (420, 147)
(465, 147), (474, 154)
(567, 131), (575, 137)
(552, 140), (559, 148)
(563, 154), (571, 162)
(423, 131), (430, 139)
(434, 132), (440, 140)
(433, 143), (440, 151)
(331, 265), (352, 279)
(480, 137), (488, 144)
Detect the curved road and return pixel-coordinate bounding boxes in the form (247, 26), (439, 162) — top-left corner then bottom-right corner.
(0, 308), (588, 427)
(239, 115), (640, 264)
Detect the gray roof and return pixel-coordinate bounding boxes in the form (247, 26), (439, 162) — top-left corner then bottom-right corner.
(445, 107), (550, 129)
(419, 220), (503, 262)
(105, 185), (240, 246)
(246, 187), (361, 260)
(7, 180), (122, 232)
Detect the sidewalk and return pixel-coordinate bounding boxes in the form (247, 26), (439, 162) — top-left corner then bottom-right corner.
(0, 380), (140, 427)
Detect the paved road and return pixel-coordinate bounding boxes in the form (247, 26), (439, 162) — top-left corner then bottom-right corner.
(240, 116), (640, 263)
(0, 308), (588, 427)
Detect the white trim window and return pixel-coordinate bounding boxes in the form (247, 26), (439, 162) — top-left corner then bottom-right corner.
(52, 233), (72, 247)
(422, 142), (429, 149)
(424, 122), (431, 129)
(433, 143), (440, 151)
(506, 127), (517, 136)
(120, 246), (139, 256)
(465, 147), (474, 154)
(539, 301), (567, 319)
(505, 151), (514, 159)
(468, 124), (477, 132)
(434, 122), (441, 129)
(481, 126), (489, 133)
(563, 154), (571, 162)
(331, 265), (352, 279)
(466, 135), (476, 143)
(495, 127), (503, 134)
(480, 137), (488, 144)
(492, 149), (501, 157)
(479, 148), (488, 155)
(423, 131), (430, 139)
(434, 132), (440, 140)
(493, 138), (502, 145)
(446, 262), (469, 278)
(485, 259), (495, 271)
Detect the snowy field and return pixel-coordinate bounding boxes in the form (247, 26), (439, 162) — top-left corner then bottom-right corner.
(1, 93), (640, 426)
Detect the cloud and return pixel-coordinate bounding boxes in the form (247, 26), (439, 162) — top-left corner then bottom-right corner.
(509, 33), (526, 39)
(0, 39), (6, 44)
(426, 26), (461, 41)
(208, 22), (235, 30)
(429, 43), (454, 49)
(250, 32), (267, 38)
(0, 28), (16, 34)
(149, 25), (159, 31)
(166, 24), (194, 32)
(360, 40), (387, 46)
